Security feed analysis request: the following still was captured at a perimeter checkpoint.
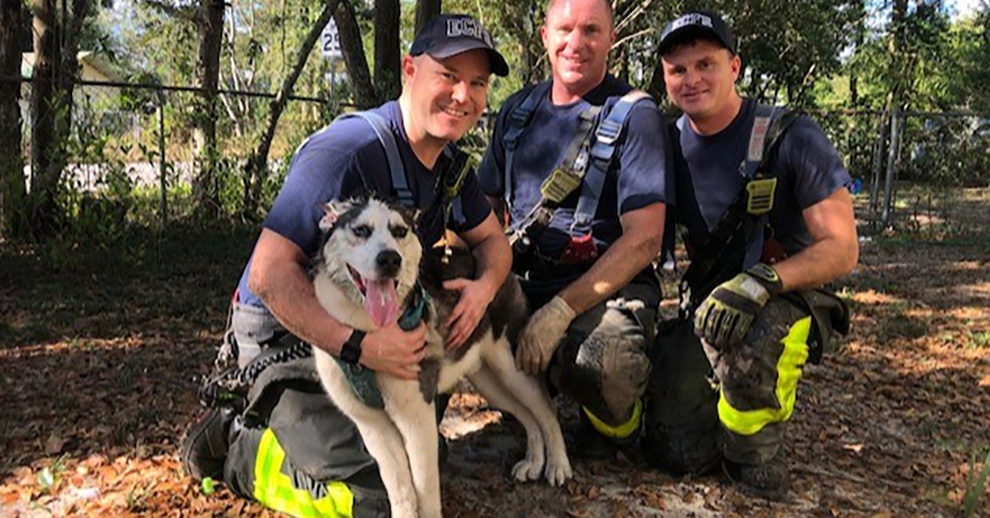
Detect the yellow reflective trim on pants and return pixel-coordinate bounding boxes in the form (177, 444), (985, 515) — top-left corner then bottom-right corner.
(583, 399), (642, 439)
(718, 316), (811, 436)
(253, 428), (354, 518)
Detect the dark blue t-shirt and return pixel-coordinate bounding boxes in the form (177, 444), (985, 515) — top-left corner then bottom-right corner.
(236, 101), (491, 308)
(478, 76), (672, 259)
(674, 99), (851, 256)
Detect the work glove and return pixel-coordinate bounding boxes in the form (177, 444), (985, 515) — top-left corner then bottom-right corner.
(694, 263), (783, 349)
(516, 296), (576, 375)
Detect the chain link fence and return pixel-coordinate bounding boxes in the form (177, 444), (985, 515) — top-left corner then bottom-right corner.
(8, 75), (990, 238)
(10, 75), (347, 228)
(809, 108), (989, 238)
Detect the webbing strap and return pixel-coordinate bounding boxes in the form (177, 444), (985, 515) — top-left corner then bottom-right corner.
(503, 82), (552, 206)
(679, 104), (801, 312)
(575, 90), (652, 226)
(339, 111), (413, 207)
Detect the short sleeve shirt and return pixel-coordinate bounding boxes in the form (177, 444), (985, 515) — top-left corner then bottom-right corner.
(674, 98), (851, 255)
(478, 76), (672, 259)
(236, 101), (491, 308)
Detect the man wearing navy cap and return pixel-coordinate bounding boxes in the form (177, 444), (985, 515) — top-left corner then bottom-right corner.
(180, 14), (510, 517)
(643, 11), (857, 499)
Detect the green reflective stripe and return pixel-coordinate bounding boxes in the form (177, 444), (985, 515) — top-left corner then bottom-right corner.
(583, 399), (642, 439)
(718, 316), (811, 436)
(253, 428), (354, 518)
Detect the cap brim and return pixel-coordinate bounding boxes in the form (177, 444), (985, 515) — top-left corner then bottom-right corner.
(659, 25), (734, 55)
(427, 40), (509, 77)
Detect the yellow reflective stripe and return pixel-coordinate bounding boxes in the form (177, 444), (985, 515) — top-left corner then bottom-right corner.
(718, 316), (811, 436)
(583, 399), (642, 439)
(253, 428), (354, 518)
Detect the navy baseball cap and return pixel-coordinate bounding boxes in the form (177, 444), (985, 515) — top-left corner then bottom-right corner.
(659, 12), (736, 55)
(410, 14), (509, 77)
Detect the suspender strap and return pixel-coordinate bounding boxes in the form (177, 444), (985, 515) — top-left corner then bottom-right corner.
(574, 90), (652, 227)
(681, 105), (801, 309)
(341, 111), (413, 207)
(503, 82), (551, 206)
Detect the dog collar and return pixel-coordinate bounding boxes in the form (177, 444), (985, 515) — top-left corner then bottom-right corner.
(397, 283), (429, 331)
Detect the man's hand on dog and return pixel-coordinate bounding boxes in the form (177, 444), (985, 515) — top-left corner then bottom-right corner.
(516, 296), (576, 374)
(361, 321), (428, 380)
(443, 277), (497, 350)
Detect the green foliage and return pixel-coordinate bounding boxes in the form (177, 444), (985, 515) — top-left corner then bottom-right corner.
(963, 445), (990, 518)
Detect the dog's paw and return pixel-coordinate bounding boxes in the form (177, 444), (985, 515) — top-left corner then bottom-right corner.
(511, 457), (544, 482)
(543, 457), (573, 487)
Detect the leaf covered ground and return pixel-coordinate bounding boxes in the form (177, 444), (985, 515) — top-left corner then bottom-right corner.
(1, 190), (989, 518)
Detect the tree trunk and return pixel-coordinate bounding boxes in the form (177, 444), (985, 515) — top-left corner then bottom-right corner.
(28, 0), (63, 236)
(0, 0), (26, 238)
(414, 0), (440, 34)
(335, 0), (378, 109)
(191, 0), (224, 218)
(242, 0), (341, 219)
(373, 0), (400, 101)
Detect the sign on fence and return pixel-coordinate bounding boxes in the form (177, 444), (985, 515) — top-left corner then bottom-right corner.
(321, 19), (342, 60)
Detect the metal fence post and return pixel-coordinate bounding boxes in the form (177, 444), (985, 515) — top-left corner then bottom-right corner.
(158, 89), (167, 227)
(882, 109), (902, 228)
(869, 109), (888, 219)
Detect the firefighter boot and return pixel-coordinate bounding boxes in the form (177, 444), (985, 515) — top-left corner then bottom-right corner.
(724, 447), (791, 500)
(180, 407), (237, 481)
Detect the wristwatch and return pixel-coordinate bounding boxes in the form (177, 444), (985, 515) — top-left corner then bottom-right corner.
(340, 329), (365, 364)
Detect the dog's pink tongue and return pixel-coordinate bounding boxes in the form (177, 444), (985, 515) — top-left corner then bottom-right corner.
(365, 279), (400, 328)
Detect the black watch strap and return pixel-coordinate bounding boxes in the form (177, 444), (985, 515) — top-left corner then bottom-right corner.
(340, 329), (365, 364)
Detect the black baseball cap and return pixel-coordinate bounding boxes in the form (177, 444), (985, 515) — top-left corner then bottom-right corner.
(659, 12), (736, 55)
(410, 14), (509, 77)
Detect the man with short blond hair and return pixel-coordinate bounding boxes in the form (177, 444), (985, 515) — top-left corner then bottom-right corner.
(479, 0), (672, 458)
(644, 10), (857, 499)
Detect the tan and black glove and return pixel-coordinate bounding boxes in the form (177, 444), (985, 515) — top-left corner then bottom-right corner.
(694, 263), (783, 348)
(516, 296), (576, 375)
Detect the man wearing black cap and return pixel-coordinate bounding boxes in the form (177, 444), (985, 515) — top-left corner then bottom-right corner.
(478, 0), (672, 459)
(180, 14), (510, 517)
(643, 10), (857, 499)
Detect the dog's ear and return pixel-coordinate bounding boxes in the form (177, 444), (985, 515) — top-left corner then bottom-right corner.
(319, 200), (351, 233)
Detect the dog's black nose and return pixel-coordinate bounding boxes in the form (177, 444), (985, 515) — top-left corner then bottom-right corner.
(376, 250), (402, 277)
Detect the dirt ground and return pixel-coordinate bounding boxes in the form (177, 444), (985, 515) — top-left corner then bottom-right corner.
(1, 189), (988, 518)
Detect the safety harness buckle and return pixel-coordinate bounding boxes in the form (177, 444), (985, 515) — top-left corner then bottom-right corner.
(595, 118), (622, 145)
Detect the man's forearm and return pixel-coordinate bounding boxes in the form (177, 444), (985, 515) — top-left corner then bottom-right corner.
(249, 260), (351, 356)
(772, 237), (858, 292)
(471, 232), (512, 299)
(558, 229), (660, 315)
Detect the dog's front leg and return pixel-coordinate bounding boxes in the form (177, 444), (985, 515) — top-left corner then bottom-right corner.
(314, 356), (419, 518)
(382, 378), (442, 518)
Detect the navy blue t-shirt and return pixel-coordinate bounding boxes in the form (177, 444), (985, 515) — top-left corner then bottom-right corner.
(236, 101), (491, 308)
(478, 76), (672, 259)
(674, 99), (851, 256)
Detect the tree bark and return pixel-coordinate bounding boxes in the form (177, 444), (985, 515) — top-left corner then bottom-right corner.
(414, 0), (440, 34)
(335, 0), (378, 109)
(373, 0), (400, 101)
(242, 0), (341, 219)
(191, 0), (225, 218)
(28, 0), (62, 236)
(0, 0), (26, 238)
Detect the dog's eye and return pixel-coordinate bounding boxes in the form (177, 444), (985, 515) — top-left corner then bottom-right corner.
(352, 224), (372, 238)
(390, 225), (409, 239)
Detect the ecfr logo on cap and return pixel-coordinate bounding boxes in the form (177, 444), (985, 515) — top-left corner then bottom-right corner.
(446, 18), (493, 47)
(672, 13), (714, 30)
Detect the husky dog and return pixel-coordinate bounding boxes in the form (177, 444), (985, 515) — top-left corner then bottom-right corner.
(311, 196), (572, 518)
